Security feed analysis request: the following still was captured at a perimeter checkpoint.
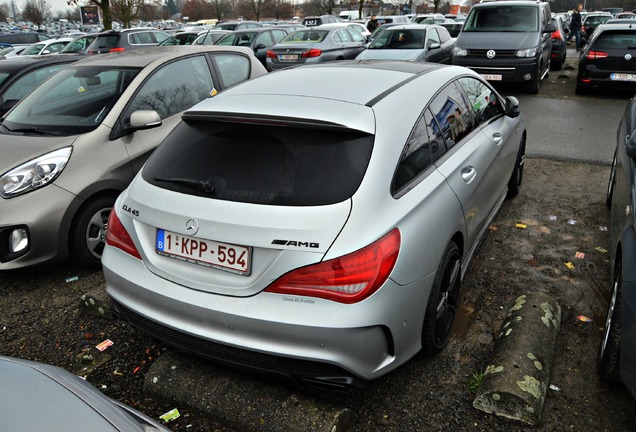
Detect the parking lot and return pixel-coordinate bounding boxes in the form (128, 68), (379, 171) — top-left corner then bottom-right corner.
(1, 51), (636, 431)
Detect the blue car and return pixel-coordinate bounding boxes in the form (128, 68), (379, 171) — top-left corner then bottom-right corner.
(600, 95), (636, 402)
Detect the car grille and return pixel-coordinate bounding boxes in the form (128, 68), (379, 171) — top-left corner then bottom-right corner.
(468, 49), (518, 58)
(111, 300), (364, 389)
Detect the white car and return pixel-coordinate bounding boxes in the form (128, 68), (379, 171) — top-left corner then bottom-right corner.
(20, 37), (73, 55)
(103, 61), (526, 388)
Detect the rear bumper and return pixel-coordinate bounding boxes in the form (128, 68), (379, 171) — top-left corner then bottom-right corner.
(577, 64), (636, 90)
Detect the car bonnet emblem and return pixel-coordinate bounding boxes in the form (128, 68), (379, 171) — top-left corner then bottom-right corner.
(626, 53), (632, 61)
(185, 219), (199, 235)
(486, 50), (496, 59)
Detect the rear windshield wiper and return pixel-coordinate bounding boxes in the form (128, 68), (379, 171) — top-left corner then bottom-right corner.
(154, 177), (215, 194)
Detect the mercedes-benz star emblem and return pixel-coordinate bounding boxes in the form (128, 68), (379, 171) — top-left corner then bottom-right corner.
(486, 50), (496, 59)
(626, 54), (632, 61)
(185, 219), (199, 235)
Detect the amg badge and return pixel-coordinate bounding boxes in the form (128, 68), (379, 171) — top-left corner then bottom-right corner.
(271, 239), (319, 248)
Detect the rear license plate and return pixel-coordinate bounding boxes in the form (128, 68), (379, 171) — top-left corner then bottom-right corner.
(280, 54), (298, 60)
(610, 73), (636, 81)
(156, 229), (251, 276)
(480, 74), (502, 81)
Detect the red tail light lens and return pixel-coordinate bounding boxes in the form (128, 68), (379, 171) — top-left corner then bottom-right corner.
(586, 50), (608, 60)
(265, 229), (401, 304)
(266, 50), (276, 59)
(300, 49), (322, 58)
(551, 30), (562, 39)
(109, 47), (126, 52)
(105, 210), (141, 259)
(580, 26), (586, 33)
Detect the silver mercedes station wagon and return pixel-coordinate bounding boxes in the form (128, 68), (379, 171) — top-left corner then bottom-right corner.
(102, 61), (526, 388)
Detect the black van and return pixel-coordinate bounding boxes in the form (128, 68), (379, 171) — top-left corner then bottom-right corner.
(451, 0), (556, 94)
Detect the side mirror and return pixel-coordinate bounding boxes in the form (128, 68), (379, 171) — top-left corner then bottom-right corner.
(126, 110), (162, 134)
(255, 43), (266, 51)
(504, 96), (521, 118)
(543, 22), (557, 33)
(42, 49), (50, 54)
(627, 133), (636, 159)
(429, 42), (441, 50)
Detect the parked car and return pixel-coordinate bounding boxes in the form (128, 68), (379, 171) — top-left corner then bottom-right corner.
(302, 15), (340, 27)
(439, 20), (464, 37)
(371, 15), (411, 26)
(0, 46), (267, 271)
(20, 37), (73, 55)
(550, 16), (567, 70)
(102, 60), (526, 388)
(58, 34), (97, 54)
(266, 25), (366, 71)
(366, 22), (401, 44)
(600, 95), (636, 403)
(614, 12), (636, 19)
(215, 27), (289, 66)
(213, 21), (263, 31)
(0, 55), (83, 116)
(412, 13), (447, 24)
(581, 12), (613, 43)
(356, 24), (454, 63)
(575, 23), (636, 94)
(0, 45), (26, 58)
(0, 355), (171, 431)
(158, 30), (202, 45)
(86, 28), (170, 54)
(451, 0), (556, 94)
(192, 30), (231, 45)
(0, 32), (50, 46)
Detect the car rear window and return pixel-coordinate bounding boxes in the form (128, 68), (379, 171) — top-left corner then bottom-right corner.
(90, 35), (120, 50)
(593, 30), (636, 49)
(142, 120), (374, 206)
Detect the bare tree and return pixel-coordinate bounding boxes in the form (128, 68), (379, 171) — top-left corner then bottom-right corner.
(306, 0), (337, 15)
(245, 0), (266, 21)
(264, 0), (292, 19)
(68, 0), (113, 30)
(180, 0), (213, 21)
(0, 3), (10, 21)
(112, 0), (146, 27)
(10, 0), (19, 20)
(210, 0), (231, 20)
(22, 0), (49, 26)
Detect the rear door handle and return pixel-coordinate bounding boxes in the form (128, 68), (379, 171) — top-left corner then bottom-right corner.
(492, 132), (503, 145)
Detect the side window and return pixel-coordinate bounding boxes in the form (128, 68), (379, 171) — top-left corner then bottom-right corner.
(457, 76), (504, 126)
(127, 56), (215, 119)
(428, 82), (475, 148)
(2, 64), (68, 104)
(338, 29), (353, 42)
(272, 30), (287, 42)
(153, 32), (169, 43)
(212, 53), (251, 88)
(349, 29), (366, 43)
(427, 28), (440, 47)
(393, 107), (447, 192)
(255, 31), (273, 47)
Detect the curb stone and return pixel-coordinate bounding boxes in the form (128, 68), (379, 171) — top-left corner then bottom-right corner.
(473, 292), (561, 425)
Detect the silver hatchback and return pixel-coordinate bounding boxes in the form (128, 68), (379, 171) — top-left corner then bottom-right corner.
(0, 46), (266, 270)
(103, 61), (526, 388)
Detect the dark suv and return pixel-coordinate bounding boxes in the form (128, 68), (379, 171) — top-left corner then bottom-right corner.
(0, 32), (50, 46)
(86, 29), (169, 54)
(452, 0), (556, 94)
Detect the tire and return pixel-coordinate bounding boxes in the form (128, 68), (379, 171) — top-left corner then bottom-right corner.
(551, 51), (563, 70)
(597, 259), (623, 381)
(421, 241), (461, 355)
(507, 134), (526, 199)
(70, 196), (115, 268)
(606, 148), (617, 208)
(527, 67), (541, 94)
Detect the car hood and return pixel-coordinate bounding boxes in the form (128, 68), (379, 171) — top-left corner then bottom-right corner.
(457, 31), (539, 49)
(357, 49), (422, 60)
(0, 134), (76, 174)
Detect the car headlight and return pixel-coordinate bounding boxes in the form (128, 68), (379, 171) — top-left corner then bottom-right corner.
(516, 47), (537, 58)
(0, 147), (72, 198)
(452, 47), (468, 57)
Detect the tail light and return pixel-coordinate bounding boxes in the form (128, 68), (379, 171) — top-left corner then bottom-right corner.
(105, 210), (141, 259)
(265, 229), (400, 304)
(586, 50), (608, 60)
(266, 50), (276, 59)
(551, 30), (562, 40)
(300, 48), (322, 58)
(580, 25), (586, 33)
(109, 47), (126, 52)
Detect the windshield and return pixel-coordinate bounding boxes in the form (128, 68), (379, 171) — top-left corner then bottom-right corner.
(369, 29), (426, 49)
(3, 66), (141, 136)
(60, 36), (96, 53)
(216, 32), (256, 46)
(21, 43), (45, 55)
(280, 30), (328, 43)
(464, 6), (539, 32)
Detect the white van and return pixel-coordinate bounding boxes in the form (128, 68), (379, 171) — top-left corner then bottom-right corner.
(339, 10), (361, 21)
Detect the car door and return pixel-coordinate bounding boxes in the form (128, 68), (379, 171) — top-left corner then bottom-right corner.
(333, 28), (365, 58)
(253, 31), (274, 66)
(424, 28), (445, 63)
(118, 54), (219, 173)
(431, 79), (510, 252)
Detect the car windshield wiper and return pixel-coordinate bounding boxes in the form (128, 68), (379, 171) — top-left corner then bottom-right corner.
(4, 126), (63, 136)
(154, 177), (215, 194)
